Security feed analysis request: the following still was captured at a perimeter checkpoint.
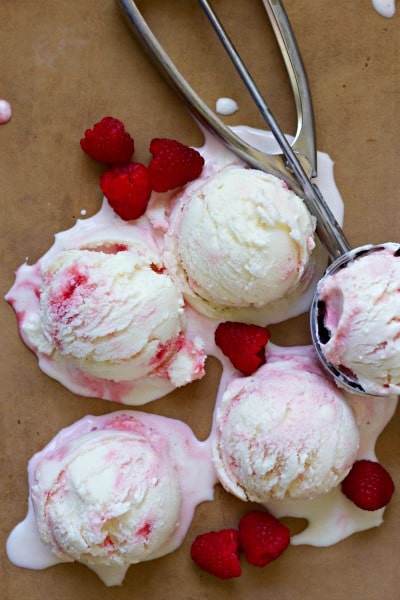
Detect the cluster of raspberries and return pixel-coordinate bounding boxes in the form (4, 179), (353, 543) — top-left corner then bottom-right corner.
(80, 116), (204, 220)
(191, 460), (394, 580)
(79, 117), (395, 582)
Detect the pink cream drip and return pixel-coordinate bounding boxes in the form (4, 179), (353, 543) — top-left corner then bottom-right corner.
(0, 99), (12, 124)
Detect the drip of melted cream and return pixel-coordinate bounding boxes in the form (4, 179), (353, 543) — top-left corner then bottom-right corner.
(372, 0), (396, 17)
(0, 99), (12, 124)
(215, 97), (239, 115)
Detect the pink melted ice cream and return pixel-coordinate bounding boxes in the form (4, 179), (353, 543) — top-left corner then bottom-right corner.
(6, 411), (216, 586)
(317, 243), (400, 396)
(6, 206), (206, 405)
(6, 126), (344, 403)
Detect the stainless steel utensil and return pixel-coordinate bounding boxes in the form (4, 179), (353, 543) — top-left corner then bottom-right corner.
(116, 0), (396, 396)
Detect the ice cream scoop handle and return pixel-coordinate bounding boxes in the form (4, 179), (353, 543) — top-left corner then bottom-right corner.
(117, 0), (351, 261)
(198, 0), (351, 260)
(116, 0), (298, 188)
(305, 183), (352, 260)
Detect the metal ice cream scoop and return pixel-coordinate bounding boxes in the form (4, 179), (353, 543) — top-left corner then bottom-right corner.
(116, 0), (397, 396)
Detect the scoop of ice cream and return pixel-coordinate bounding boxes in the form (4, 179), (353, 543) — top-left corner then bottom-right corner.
(31, 415), (182, 567)
(165, 167), (316, 316)
(213, 353), (360, 502)
(35, 245), (204, 385)
(317, 244), (400, 395)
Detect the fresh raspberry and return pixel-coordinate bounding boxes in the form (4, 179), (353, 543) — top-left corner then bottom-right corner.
(190, 529), (241, 580)
(238, 510), (290, 567)
(80, 116), (134, 164)
(214, 321), (270, 375)
(148, 138), (204, 192)
(100, 163), (152, 221)
(341, 459), (395, 511)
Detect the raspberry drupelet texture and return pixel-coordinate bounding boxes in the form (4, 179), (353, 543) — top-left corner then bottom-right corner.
(100, 163), (152, 220)
(148, 138), (204, 192)
(238, 510), (290, 567)
(190, 529), (242, 580)
(215, 321), (271, 375)
(341, 459), (395, 511)
(80, 116), (135, 164)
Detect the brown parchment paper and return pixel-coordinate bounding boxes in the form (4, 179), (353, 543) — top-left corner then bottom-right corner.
(1, 1), (400, 598)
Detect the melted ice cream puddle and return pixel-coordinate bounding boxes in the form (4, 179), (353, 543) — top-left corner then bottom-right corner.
(6, 126), (342, 404)
(5, 125), (397, 584)
(6, 411), (216, 586)
(210, 344), (397, 546)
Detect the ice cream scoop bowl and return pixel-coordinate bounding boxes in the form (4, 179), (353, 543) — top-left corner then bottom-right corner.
(311, 242), (400, 396)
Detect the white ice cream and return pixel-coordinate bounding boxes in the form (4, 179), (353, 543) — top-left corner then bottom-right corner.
(32, 427), (182, 566)
(37, 246), (185, 382)
(7, 411), (216, 585)
(317, 244), (400, 396)
(165, 167), (316, 318)
(11, 230), (206, 398)
(213, 352), (360, 502)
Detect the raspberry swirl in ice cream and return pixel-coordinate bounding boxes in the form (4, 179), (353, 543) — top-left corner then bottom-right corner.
(213, 351), (360, 503)
(6, 411), (216, 586)
(316, 243), (400, 396)
(6, 205), (206, 405)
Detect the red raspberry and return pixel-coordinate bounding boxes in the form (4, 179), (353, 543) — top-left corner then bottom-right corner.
(238, 510), (290, 567)
(214, 321), (270, 375)
(80, 116), (134, 164)
(148, 138), (204, 192)
(341, 459), (395, 511)
(100, 163), (152, 221)
(190, 529), (241, 580)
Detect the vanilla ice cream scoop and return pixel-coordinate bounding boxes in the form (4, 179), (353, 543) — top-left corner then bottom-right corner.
(165, 167), (316, 317)
(6, 411), (216, 586)
(31, 244), (205, 386)
(32, 421), (181, 566)
(6, 202), (206, 404)
(213, 352), (359, 502)
(313, 243), (400, 396)
(38, 246), (181, 381)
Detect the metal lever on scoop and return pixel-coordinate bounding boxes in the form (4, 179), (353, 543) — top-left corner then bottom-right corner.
(261, 0), (316, 175)
(116, 0), (351, 260)
(116, 1), (395, 396)
(116, 0), (296, 188)
(198, 0), (351, 261)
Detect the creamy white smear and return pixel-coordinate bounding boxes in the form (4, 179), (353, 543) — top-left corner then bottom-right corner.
(372, 0), (396, 17)
(215, 97), (239, 115)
